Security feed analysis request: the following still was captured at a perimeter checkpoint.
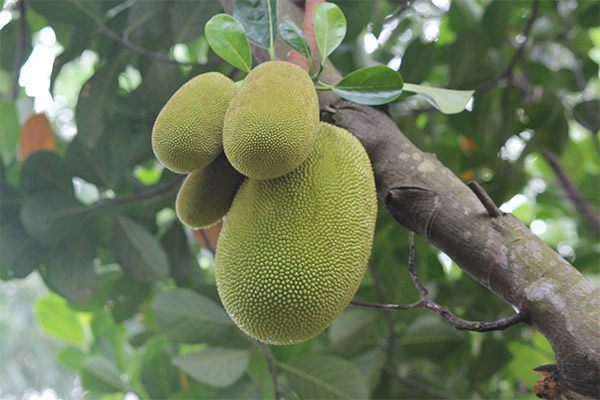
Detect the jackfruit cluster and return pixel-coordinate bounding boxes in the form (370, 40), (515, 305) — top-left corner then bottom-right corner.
(151, 62), (377, 345)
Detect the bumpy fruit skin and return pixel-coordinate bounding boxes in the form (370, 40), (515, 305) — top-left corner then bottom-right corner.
(215, 122), (377, 344)
(223, 61), (319, 180)
(152, 72), (237, 174)
(176, 153), (244, 229)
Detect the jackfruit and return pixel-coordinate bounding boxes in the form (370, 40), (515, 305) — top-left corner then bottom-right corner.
(215, 122), (377, 344)
(223, 61), (319, 180)
(152, 72), (237, 174)
(176, 153), (244, 229)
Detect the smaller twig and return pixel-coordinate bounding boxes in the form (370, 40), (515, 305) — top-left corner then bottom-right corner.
(98, 24), (220, 68)
(384, 366), (452, 400)
(542, 150), (600, 237)
(257, 341), (282, 400)
(350, 300), (422, 311)
(198, 229), (216, 256)
(11, 0), (26, 100)
(475, 0), (539, 94)
(91, 176), (184, 211)
(467, 181), (505, 218)
(407, 232), (429, 297)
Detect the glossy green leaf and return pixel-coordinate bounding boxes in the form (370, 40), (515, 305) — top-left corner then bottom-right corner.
(0, 221), (46, 279)
(173, 347), (251, 387)
(281, 355), (369, 399)
(399, 40), (435, 84)
(21, 151), (73, 195)
(0, 100), (20, 160)
(151, 288), (233, 343)
(205, 14), (252, 72)
(35, 293), (86, 344)
(81, 355), (128, 393)
(20, 191), (87, 246)
(112, 216), (169, 282)
(331, 65), (403, 105)
(403, 83), (474, 114)
(313, 2), (346, 65)
(234, 0), (277, 50)
(41, 233), (98, 303)
(573, 100), (599, 132)
(279, 20), (312, 60)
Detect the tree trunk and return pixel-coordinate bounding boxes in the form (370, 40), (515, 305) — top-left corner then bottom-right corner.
(221, 1), (600, 397)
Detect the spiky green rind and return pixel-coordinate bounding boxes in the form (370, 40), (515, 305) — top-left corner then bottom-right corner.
(223, 61), (319, 180)
(176, 154), (245, 229)
(152, 72), (237, 174)
(215, 122), (377, 344)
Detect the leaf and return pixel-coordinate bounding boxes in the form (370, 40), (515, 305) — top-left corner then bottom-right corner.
(233, 0), (277, 49)
(400, 314), (466, 357)
(0, 221), (47, 279)
(215, 381), (263, 400)
(449, 27), (491, 89)
(20, 191), (87, 246)
(0, 100), (20, 161)
(205, 14), (252, 73)
(171, 0), (221, 44)
(313, 2), (346, 65)
(40, 233), (98, 303)
(173, 347), (251, 388)
(482, 0), (510, 46)
(403, 83), (474, 114)
(279, 20), (312, 60)
(399, 40), (436, 84)
(28, 0), (101, 25)
(19, 114), (55, 160)
(75, 53), (128, 147)
(161, 224), (204, 289)
(57, 346), (86, 371)
(331, 65), (404, 105)
(281, 355), (369, 399)
(35, 293), (86, 344)
(109, 276), (151, 323)
(140, 338), (179, 399)
(329, 307), (377, 347)
(0, 20), (32, 72)
(20, 151), (73, 195)
(447, 0), (482, 32)
(573, 100), (599, 132)
(112, 216), (169, 283)
(125, 0), (169, 41)
(81, 355), (128, 393)
(151, 288), (233, 343)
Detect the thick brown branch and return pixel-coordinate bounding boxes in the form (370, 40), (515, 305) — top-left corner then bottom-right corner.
(542, 150), (600, 238)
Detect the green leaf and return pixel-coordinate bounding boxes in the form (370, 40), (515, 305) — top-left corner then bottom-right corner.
(281, 355), (369, 399)
(0, 100), (20, 161)
(449, 27), (491, 89)
(75, 53), (128, 147)
(35, 293), (86, 344)
(173, 347), (251, 388)
(233, 0), (277, 50)
(329, 307), (377, 347)
(0, 221), (47, 279)
(81, 355), (128, 393)
(171, 0), (221, 44)
(482, 0), (510, 46)
(403, 83), (474, 114)
(0, 20), (32, 72)
(112, 216), (169, 282)
(21, 151), (73, 195)
(20, 191), (87, 246)
(279, 20), (312, 60)
(125, 0), (169, 41)
(215, 381), (263, 400)
(161, 224), (204, 289)
(40, 233), (98, 303)
(400, 314), (466, 357)
(109, 276), (151, 323)
(331, 65), (403, 105)
(398, 40), (436, 84)
(151, 288), (233, 343)
(313, 2), (346, 65)
(57, 346), (86, 371)
(573, 100), (599, 132)
(447, 0), (482, 32)
(141, 338), (179, 399)
(28, 0), (101, 25)
(205, 14), (252, 73)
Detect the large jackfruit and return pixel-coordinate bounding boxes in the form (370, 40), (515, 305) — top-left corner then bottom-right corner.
(215, 123), (377, 344)
(176, 153), (244, 229)
(152, 72), (236, 174)
(223, 61), (319, 180)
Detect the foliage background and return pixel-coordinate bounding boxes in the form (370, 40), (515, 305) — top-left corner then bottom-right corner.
(0, 0), (598, 399)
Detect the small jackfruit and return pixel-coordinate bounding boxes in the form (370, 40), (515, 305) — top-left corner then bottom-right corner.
(223, 61), (319, 180)
(215, 123), (377, 344)
(176, 153), (244, 229)
(152, 72), (237, 174)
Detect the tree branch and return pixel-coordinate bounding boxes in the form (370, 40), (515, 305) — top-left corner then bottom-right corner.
(257, 341), (282, 400)
(467, 181), (505, 218)
(98, 23), (221, 68)
(11, 0), (26, 100)
(474, 0), (540, 93)
(91, 176), (184, 211)
(542, 150), (600, 237)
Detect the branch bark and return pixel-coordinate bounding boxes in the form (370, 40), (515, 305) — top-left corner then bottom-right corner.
(220, 0), (600, 397)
